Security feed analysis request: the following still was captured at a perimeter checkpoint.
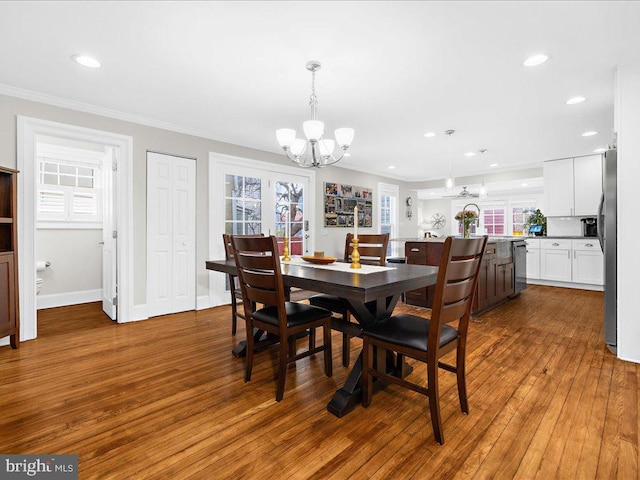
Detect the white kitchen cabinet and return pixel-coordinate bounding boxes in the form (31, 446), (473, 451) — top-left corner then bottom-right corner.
(524, 238), (540, 279)
(540, 239), (572, 282)
(543, 156), (602, 217)
(574, 155), (603, 216)
(572, 240), (604, 285)
(544, 159), (575, 216)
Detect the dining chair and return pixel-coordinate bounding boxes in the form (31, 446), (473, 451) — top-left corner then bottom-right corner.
(222, 233), (264, 335)
(309, 233), (390, 367)
(231, 235), (333, 401)
(361, 235), (487, 445)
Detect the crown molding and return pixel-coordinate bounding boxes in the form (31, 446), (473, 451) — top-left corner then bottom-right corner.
(0, 83), (225, 142)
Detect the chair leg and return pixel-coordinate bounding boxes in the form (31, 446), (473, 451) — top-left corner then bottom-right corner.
(230, 296), (237, 335)
(323, 321), (333, 377)
(245, 320), (254, 382)
(396, 353), (404, 378)
(288, 336), (296, 358)
(457, 346), (469, 414)
(427, 360), (444, 445)
(276, 340), (289, 402)
(309, 326), (316, 349)
(361, 338), (373, 408)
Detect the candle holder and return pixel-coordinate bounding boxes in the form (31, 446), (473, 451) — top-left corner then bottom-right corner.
(350, 238), (361, 269)
(282, 237), (291, 261)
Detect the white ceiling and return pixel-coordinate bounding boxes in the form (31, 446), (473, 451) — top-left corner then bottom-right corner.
(1, 1), (638, 182)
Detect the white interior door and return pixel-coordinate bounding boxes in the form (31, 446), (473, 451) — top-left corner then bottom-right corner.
(147, 152), (196, 317)
(101, 147), (117, 320)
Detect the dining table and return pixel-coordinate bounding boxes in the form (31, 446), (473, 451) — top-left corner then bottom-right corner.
(205, 256), (439, 417)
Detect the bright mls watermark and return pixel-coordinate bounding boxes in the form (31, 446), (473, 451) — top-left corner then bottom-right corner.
(0, 455), (77, 479)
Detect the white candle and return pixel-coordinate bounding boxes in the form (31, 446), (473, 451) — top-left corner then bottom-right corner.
(353, 205), (358, 239)
(286, 210), (290, 239)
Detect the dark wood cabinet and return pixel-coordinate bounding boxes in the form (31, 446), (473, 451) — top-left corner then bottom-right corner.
(0, 167), (19, 349)
(472, 242), (515, 315)
(403, 240), (515, 316)
(405, 241), (443, 308)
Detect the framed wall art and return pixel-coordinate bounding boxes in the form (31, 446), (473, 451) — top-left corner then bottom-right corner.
(324, 182), (373, 228)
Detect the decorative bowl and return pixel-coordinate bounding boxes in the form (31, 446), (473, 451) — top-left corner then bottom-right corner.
(301, 256), (337, 265)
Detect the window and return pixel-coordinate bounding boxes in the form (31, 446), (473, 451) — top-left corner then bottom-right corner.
(511, 202), (536, 235)
(37, 158), (102, 226)
(483, 207), (505, 235)
(378, 183), (399, 256)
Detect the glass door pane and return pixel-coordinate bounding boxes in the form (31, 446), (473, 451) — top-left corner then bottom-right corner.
(275, 179), (306, 255)
(224, 174), (263, 235)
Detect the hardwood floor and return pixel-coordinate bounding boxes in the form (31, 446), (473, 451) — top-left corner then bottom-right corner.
(0, 285), (637, 479)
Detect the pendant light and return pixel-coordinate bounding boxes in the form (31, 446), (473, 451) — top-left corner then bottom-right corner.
(479, 149), (488, 198)
(444, 129), (455, 191)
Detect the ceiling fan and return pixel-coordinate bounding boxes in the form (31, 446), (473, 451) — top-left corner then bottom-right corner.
(443, 186), (479, 198)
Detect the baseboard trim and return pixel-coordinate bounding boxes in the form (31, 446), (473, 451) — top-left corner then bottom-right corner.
(196, 295), (210, 311)
(128, 304), (149, 323)
(526, 279), (604, 292)
(37, 289), (102, 310)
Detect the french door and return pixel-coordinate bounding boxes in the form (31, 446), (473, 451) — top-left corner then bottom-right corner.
(210, 155), (314, 306)
(223, 169), (310, 252)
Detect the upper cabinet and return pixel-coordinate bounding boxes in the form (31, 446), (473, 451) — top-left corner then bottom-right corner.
(543, 155), (602, 217)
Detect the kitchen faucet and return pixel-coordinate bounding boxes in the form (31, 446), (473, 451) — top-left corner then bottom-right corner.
(462, 203), (481, 238)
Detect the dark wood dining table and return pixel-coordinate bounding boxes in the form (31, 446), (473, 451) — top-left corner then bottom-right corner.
(205, 258), (438, 417)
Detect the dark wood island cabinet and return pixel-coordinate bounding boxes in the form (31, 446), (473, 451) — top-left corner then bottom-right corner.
(404, 238), (516, 315)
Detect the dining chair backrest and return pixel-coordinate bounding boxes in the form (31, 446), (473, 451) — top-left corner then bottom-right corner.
(231, 235), (288, 335)
(430, 236), (487, 337)
(343, 233), (390, 266)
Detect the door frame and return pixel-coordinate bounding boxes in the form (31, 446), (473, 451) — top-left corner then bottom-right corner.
(17, 116), (134, 340)
(208, 152), (315, 307)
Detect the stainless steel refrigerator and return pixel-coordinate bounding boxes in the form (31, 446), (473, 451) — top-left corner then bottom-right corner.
(598, 149), (617, 353)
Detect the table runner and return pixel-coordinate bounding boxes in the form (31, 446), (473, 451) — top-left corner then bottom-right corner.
(282, 256), (394, 274)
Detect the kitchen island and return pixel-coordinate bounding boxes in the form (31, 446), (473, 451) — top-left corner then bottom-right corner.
(400, 237), (525, 315)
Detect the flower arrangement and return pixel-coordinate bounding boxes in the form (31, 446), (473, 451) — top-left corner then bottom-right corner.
(455, 210), (479, 238)
(454, 210), (479, 222)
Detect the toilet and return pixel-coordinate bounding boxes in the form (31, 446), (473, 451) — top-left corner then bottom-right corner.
(36, 278), (43, 295)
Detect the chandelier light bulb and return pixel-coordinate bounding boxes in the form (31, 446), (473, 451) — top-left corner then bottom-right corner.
(303, 120), (324, 141)
(335, 128), (355, 148)
(319, 139), (335, 158)
(290, 139), (307, 157)
(276, 129), (296, 148)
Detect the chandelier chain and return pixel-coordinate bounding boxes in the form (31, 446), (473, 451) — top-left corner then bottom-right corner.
(309, 69), (318, 120)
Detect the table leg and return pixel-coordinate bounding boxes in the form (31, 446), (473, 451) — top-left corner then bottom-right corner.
(327, 293), (406, 417)
(231, 328), (279, 358)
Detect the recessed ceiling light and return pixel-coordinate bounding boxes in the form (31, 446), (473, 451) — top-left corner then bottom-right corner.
(464, 152), (476, 157)
(566, 96), (586, 105)
(344, 152), (352, 157)
(489, 163), (499, 168)
(521, 183), (528, 187)
(71, 54), (101, 68)
(388, 166), (396, 169)
(594, 147), (607, 153)
(430, 192), (436, 195)
(424, 132), (436, 138)
(523, 53), (549, 67)
(582, 131), (598, 137)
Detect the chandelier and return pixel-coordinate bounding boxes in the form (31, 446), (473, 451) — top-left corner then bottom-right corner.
(276, 61), (354, 168)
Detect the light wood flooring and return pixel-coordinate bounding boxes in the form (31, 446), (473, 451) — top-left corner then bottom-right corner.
(0, 285), (637, 479)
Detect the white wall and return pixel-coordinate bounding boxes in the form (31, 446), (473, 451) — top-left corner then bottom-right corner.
(616, 62), (640, 363)
(36, 229), (102, 295)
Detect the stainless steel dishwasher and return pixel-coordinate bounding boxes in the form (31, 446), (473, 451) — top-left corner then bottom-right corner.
(512, 240), (527, 295)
